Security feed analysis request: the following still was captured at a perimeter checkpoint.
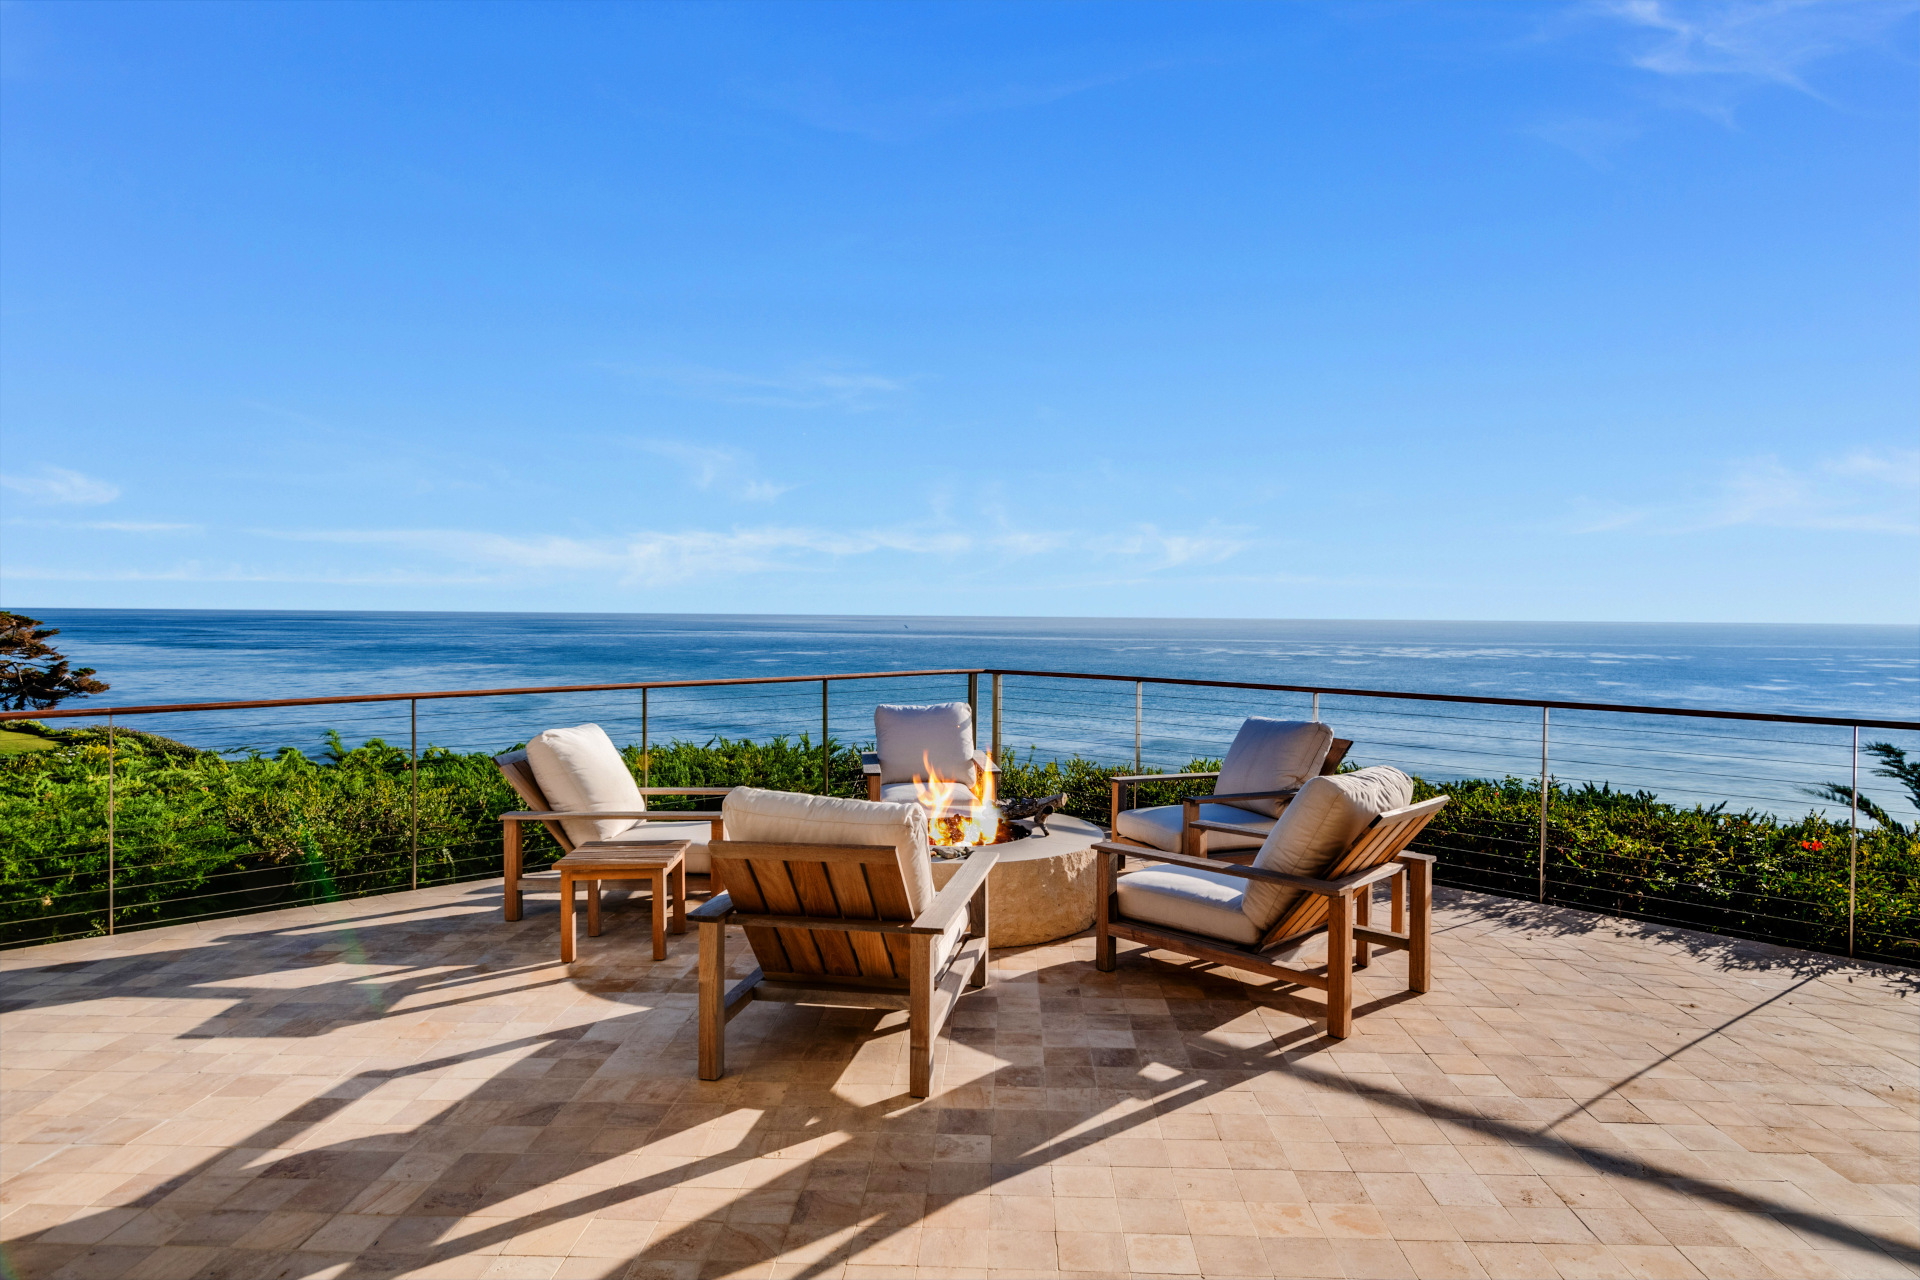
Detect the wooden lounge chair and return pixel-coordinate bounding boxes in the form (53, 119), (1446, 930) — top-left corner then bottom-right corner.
(861, 701), (999, 804)
(495, 724), (731, 922)
(690, 787), (998, 1097)
(1108, 718), (1352, 859)
(1095, 767), (1446, 1038)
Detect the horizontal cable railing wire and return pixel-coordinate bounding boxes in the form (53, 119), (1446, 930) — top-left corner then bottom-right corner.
(2, 666), (1913, 965)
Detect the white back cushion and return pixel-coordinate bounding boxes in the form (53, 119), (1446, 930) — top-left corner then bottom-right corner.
(1215, 718), (1335, 817)
(1240, 766), (1413, 931)
(721, 787), (936, 916)
(873, 702), (975, 784)
(525, 723), (646, 848)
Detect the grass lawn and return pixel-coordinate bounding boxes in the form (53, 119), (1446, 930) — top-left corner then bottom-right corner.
(0, 728), (59, 757)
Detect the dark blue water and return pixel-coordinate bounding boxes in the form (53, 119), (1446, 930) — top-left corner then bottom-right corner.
(19, 610), (1920, 822)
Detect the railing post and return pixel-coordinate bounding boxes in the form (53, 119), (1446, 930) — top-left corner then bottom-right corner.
(107, 717), (116, 936)
(992, 674), (1002, 763)
(409, 699), (419, 891)
(821, 679), (830, 795)
(1538, 707), (1549, 904)
(1134, 681), (1143, 772)
(642, 687), (650, 786)
(968, 673), (978, 750)
(1312, 693), (1319, 723)
(1849, 726), (1858, 958)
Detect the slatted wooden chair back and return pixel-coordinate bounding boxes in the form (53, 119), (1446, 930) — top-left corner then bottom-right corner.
(708, 841), (919, 987)
(1259, 795), (1448, 949)
(495, 750), (575, 854)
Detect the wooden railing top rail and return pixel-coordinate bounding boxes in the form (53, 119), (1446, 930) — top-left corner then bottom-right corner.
(3, 666), (1913, 732)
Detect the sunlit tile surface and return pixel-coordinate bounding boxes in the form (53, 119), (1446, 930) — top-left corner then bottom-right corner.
(3, 879), (1915, 1279)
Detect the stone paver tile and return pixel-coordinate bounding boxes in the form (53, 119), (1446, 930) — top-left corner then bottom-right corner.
(1122, 1233), (1199, 1275)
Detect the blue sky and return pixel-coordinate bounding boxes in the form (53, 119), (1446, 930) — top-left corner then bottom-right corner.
(1, 0), (1915, 622)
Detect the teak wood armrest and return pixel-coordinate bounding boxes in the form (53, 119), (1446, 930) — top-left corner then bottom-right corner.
(635, 787), (735, 796)
(1188, 818), (1272, 837)
(689, 892), (735, 923)
(969, 748), (1000, 775)
(1110, 772), (1220, 786)
(912, 846), (1002, 934)
(860, 753), (882, 776)
(1191, 787), (1300, 805)
(500, 809), (725, 822)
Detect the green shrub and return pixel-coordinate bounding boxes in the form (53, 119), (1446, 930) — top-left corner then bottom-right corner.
(1, 727), (1913, 965)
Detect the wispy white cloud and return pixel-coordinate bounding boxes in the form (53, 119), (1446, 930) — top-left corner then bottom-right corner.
(638, 441), (795, 502)
(0, 467), (120, 506)
(615, 362), (909, 412)
(258, 520), (1252, 587)
(0, 565), (492, 585)
(6, 518), (199, 534)
(1596, 0), (1914, 93)
(1574, 447), (1920, 535)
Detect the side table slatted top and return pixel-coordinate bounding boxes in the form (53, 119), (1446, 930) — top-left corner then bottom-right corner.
(553, 839), (690, 962)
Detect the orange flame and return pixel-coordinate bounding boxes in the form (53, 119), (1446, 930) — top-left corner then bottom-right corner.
(912, 751), (1007, 846)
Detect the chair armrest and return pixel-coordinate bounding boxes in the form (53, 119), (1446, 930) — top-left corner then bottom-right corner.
(1111, 772), (1219, 785)
(1197, 788), (1300, 805)
(1188, 819), (1272, 837)
(970, 748), (999, 775)
(502, 810), (650, 821)
(1090, 841), (1379, 897)
(689, 893), (734, 922)
(861, 753), (883, 776)
(500, 810), (724, 822)
(635, 787), (735, 796)
(912, 846), (1003, 934)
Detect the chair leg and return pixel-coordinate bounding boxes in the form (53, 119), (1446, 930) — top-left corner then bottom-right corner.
(1408, 856), (1433, 994)
(1390, 871), (1405, 934)
(503, 820), (522, 922)
(671, 861), (687, 935)
(909, 933), (934, 1097)
(967, 884), (990, 988)
(1353, 885), (1371, 969)
(587, 879), (602, 937)
(560, 873), (577, 964)
(1095, 853), (1118, 972)
(867, 775), (881, 802)
(698, 920), (726, 1080)
(650, 870), (667, 961)
(1325, 891), (1354, 1039)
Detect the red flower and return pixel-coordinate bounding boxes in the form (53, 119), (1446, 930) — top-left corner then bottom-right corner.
(1799, 840), (1823, 851)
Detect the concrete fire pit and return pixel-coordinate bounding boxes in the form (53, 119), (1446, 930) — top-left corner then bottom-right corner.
(929, 814), (1104, 947)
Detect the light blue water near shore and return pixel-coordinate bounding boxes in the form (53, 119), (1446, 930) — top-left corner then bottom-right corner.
(22, 610), (1920, 822)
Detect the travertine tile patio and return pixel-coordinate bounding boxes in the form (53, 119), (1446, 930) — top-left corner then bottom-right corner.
(2, 877), (1914, 1279)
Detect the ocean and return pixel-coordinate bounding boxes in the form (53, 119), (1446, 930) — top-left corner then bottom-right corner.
(18, 610), (1920, 822)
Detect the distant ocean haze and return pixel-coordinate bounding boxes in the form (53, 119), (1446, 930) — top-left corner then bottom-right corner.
(19, 610), (1920, 824)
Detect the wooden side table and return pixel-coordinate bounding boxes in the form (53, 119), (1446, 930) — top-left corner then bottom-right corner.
(553, 839), (690, 962)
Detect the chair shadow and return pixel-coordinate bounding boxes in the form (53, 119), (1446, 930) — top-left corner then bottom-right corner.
(2, 883), (1913, 1278)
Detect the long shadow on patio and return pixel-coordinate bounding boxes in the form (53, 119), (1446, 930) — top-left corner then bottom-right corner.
(2, 880), (1915, 1279)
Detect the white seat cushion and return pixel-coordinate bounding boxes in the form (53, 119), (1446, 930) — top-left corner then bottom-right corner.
(525, 723), (647, 849)
(873, 703), (975, 784)
(1113, 803), (1272, 852)
(1215, 718), (1335, 818)
(720, 787), (936, 916)
(878, 781), (938, 806)
(1241, 766), (1413, 932)
(1115, 865), (1261, 945)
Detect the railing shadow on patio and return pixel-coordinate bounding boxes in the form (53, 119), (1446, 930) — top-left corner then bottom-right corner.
(3, 881), (1913, 1278)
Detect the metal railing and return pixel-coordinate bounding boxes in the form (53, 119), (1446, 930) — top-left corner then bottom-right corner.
(3, 667), (1915, 962)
